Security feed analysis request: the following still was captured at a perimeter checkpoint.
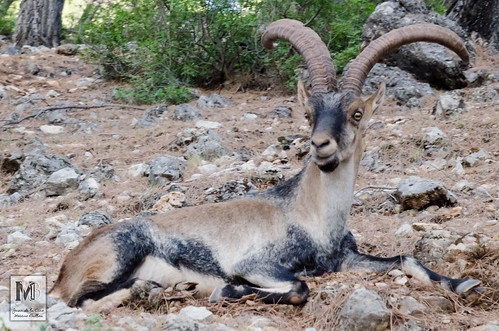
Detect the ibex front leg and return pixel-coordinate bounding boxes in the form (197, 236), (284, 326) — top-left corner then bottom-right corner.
(339, 233), (482, 296)
(210, 265), (309, 305)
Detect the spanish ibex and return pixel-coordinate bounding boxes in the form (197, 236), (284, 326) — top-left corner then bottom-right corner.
(50, 19), (481, 309)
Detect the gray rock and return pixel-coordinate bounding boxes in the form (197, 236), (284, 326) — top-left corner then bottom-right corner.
(398, 296), (426, 315)
(195, 120), (222, 129)
(463, 149), (491, 167)
(78, 178), (100, 200)
(361, 63), (434, 106)
(464, 69), (490, 87)
(88, 163), (116, 182)
(362, 0), (471, 89)
(135, 104), (167, 128)
(433, 91), (467, 117)
(56, 44), (80, 56)
(271, 105), (292, 118)
(163, 314), (213, 331)
(452, 180), (476, 194)
(174, 104), (202, 121)
(149, 155), (186, 185)
(338, 287), (390, 331)
(8, 231), (32, 245)
(45, 167), (80, 196)
(74, 121), (99, 134)
(9, 148), (74, 193)
(395, 223), (413, 237)
(204, 179), (256, 203)
(27, 63), (42, 75)
(2, 46), (20, 55)
(422, 127), (447, 146)
(184, 130), (229, 161)
(47, 109), (68, 124)
(0, 151), (23, 174)
(419, 295), (454, 313)
(360, 150), (387, 172)
(128, 163), (150, 177)
(78, 210), (113, 227)
(413, 229), (461, 265)
(468, 86), (499, 103)
(197, 94), (233, 108)
(395, 176), (457, 210)
(117, 316), (148, 331)
(178, 306), (213, 322)
(0, 85), (7, 99)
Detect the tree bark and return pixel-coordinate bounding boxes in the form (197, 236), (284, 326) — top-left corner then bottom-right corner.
(447, 0), (499, 51)
(13, 0), (65, 48)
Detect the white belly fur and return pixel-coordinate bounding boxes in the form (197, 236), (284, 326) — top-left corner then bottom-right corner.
(131, 255), (226, 296)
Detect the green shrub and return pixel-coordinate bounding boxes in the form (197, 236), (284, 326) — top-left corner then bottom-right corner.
(76, 0), (378, 101)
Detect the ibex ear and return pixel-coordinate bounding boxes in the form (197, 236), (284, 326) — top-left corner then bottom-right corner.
(365, 82), (385, 118)
(297, 80), (313, 125)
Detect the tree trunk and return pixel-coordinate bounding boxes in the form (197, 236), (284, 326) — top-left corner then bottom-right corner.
(447, 0), (499, 51)
(13, 0), (65, 48)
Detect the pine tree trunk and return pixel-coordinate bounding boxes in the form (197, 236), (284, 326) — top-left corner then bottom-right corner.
(447, 0), (499, 51)
(13, 0), (65, 48)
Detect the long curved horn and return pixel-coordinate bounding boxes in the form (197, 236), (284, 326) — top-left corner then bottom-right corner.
(342, 24), (469, 96)
(262, 19), (337, 94)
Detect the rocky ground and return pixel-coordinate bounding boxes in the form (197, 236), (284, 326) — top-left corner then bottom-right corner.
(0, 37), (498, 330)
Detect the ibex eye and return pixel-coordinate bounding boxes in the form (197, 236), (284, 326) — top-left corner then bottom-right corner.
(353, 110), (363, 121)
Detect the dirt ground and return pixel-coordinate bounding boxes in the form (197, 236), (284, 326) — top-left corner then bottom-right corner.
(0, 43), (498, 330)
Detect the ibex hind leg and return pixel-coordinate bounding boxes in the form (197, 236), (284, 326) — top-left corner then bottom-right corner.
(342, 251), (482, 296)
(210, 266), (310, 305)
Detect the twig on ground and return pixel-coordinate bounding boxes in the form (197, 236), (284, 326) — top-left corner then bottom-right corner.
(2, 103), (147, 126)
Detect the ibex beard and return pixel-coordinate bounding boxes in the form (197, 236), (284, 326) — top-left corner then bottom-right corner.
(49, 19), (482, 312)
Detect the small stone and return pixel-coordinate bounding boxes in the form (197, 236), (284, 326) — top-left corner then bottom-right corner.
(178, 306), (213, 322)
(395, 223), (413, 237)
(433, 91), (466, 117)
(7, 231), (32, 245)
(195, 120), (222, 129)
(419, 295), (454, 313)
(78, 210), (113, 227)
(174, 104), (202, 121)
(78, 178), (100, 200)
(197, 94), (233, 108)
(399, 296), (426, 315)
(45, 167), (79, 196)
(40, 125), (65, 134)
(271, 106), (292, 118)
(338, 287), (390, 331)
(395, 176), (457, 210)
(128, 163), (150, 177)
(151, 192), (186, 213)
(198, 164), (218, 175)
(241, 113), (258, 121)
(412, 222), (443, 231)
(463, 149), (491, 167)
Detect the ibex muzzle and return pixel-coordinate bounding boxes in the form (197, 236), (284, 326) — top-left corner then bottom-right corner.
(49, 19), (481, 311)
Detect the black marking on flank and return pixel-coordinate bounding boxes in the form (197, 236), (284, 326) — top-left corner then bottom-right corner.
(158, 237), (227, 279)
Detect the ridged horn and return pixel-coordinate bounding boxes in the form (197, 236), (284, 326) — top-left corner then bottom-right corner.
(262, 19), (337, 94)
(342, 24), (469, 96)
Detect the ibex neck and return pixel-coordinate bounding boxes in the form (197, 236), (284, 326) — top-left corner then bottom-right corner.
(291, 157), (356, 242)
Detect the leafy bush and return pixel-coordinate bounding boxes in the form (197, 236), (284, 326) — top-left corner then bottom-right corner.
(76, 0), (378, 102)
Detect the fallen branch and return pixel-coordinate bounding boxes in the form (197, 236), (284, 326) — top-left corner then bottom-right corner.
(2, 103), (147, 126)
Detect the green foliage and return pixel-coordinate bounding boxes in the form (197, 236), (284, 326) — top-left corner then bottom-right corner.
(76, 0), (378, 101)
(0, 2), (17, 36)
(424, 0), (449, 15)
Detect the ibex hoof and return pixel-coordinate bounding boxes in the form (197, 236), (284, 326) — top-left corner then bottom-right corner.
(455, 279), (482, 296)
(209, 286), (224, 303)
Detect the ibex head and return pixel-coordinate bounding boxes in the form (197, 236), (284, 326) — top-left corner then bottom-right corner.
(262, 19), (469, 172)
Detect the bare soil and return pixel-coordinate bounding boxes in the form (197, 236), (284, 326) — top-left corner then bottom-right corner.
(0, 44), (498, 330)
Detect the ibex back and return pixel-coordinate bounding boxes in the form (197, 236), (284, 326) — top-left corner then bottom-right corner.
(49, 19), (481, 311)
